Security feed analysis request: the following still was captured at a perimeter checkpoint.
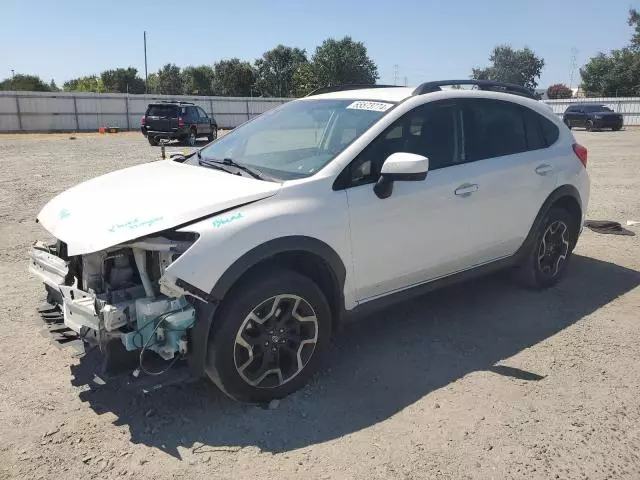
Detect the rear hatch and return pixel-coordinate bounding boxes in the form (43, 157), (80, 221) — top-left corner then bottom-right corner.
(145, 104), (181, 132)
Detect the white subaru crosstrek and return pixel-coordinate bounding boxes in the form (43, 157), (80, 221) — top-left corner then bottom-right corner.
(29, 80), (590, 403)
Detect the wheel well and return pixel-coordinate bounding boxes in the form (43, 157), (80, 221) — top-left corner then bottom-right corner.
(227, 251), (342, 331)
(550, 195), (582, 242)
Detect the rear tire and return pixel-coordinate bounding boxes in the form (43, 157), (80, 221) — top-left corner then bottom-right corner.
(513, 207), (578, 289)
(585, 120), (594, 131)
(207, 126), (218, 142)
(564, 119), (572, 130)
(184, 129), (197, 146)
(148, 136), (158, 146)
(205, 267), (332, 403)
(612, 125), (622, 131)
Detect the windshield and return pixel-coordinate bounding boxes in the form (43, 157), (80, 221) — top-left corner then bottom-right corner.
(196, 99), (395, 180)
(584, 105), (613, 113)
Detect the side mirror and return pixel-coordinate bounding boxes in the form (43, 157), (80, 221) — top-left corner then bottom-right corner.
(374, 152), (429, 199)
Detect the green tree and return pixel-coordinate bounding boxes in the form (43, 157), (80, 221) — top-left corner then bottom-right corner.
(212, 58), (256, 96)
(147, 73), (160, 94)
(629, 8), (640, 50)
(547, 83), (573, 99)
(581, 49), (640, 96)
(0, 74), (51, 91)
(580, 10), (640, 97)
(472, 45), (545, 90)
(312, 36), (378, 87)
(254, 45), (308, 97)
(181, 65), (215, 95)
(155, 64), (182, 95)
(63, 75), (106, 92)
(292, 62), (319, 97)
(49, 79), (59, 91)
(100, 67), (145, 93)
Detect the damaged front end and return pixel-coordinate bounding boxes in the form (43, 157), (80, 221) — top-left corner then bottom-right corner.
(29, 232), (203, 381)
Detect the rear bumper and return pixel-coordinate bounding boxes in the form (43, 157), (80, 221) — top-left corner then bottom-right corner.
(140, 127), (188, 139)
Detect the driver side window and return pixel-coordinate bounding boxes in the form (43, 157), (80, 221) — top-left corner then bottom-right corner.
(344, 102), (458, 187)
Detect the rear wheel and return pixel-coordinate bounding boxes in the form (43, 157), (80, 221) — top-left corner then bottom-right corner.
(612, 125), (622, 131)
(514, 207), (577, 289)
(585, 120), (594, 131)
(147, 136), (158, 146)
(206, 268), (331, 403)
(207, 126), (218, 142)
(564, 119), (572, 130)
(184, 129), (197, 146)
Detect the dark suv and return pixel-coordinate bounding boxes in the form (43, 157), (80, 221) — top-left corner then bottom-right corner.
(141, 101), (218, 146)
(562, 103), (623, 131)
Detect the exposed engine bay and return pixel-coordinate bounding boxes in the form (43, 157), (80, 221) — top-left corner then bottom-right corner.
(29, 233), (200, 376)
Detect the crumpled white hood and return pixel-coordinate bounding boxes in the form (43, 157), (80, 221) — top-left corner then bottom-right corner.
(37, 159), (281, 255)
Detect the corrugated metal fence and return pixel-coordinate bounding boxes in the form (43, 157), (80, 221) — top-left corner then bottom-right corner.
(0, 91), (292, 132)
(544, 97), (640, 125)
(2, 91), (640, 133)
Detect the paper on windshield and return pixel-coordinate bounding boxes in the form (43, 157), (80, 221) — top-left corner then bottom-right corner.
(346, 101), (394, 112)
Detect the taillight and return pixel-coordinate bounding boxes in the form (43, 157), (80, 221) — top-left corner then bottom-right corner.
(573, 143), (588, 167)
(141, 116), (146, 126)
(178, 117), (185, 128)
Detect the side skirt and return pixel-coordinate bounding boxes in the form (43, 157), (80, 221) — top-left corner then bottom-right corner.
(343, 255), (518, 321)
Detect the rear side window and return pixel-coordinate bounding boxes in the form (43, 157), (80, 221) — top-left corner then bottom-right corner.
(539, 115), (559, 146)
(523, 109), (546, 150)
(146, 105), (179, 118)
(463, 99), (527, 161)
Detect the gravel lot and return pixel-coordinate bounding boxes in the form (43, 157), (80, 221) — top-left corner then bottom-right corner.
(0, 130), (639, 480)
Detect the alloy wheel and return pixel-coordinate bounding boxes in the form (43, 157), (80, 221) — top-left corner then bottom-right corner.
(537, 220), (570, 278)
(234, 294), (319, 389)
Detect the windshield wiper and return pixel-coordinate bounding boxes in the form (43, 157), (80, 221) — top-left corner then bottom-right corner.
(200, 157), (268, 181)
(198, 157), (237, 175)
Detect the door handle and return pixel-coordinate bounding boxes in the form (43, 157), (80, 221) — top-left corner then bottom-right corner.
(454, 183), (478, 197)
(535, 164), (553, 176)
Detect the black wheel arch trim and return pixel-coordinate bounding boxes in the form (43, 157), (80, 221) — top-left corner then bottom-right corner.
(513, 184), (582, 263)
(210, 235), (347, 302)
(187, 236), (347, 377)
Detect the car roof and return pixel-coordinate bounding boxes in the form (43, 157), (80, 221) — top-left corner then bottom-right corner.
(570, 103), (607, 107)
(148, 102), (194, 107)
(298, 86), (554, 117)
(300, 87), (415, 102)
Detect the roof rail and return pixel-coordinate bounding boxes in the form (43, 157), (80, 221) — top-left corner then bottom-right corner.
(305, 84), (402, 97)
(412, 80), (537, 99)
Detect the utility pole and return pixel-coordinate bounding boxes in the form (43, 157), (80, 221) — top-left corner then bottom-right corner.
(393, 64), (399, 86)
(144, 31), (148, 94)
(568, 47), (578, 90)
(11, 69), (15, 90)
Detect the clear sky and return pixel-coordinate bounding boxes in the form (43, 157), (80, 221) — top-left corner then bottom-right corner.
(0, 0), (635, 89)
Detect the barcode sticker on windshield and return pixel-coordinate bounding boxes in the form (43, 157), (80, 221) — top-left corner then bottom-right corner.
(346, 101), (394, 112)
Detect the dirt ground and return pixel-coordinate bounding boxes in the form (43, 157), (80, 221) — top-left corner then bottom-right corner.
(0, 129), (639, 480)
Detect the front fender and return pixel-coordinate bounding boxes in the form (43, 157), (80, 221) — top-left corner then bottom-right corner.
(164, 183), (355, 309)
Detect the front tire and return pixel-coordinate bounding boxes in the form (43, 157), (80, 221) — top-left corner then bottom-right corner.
(514, 207), (577, 289)
(206, 267), (332, 403)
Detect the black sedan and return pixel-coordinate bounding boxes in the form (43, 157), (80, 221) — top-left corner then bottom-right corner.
(562, 104), (623, 131)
